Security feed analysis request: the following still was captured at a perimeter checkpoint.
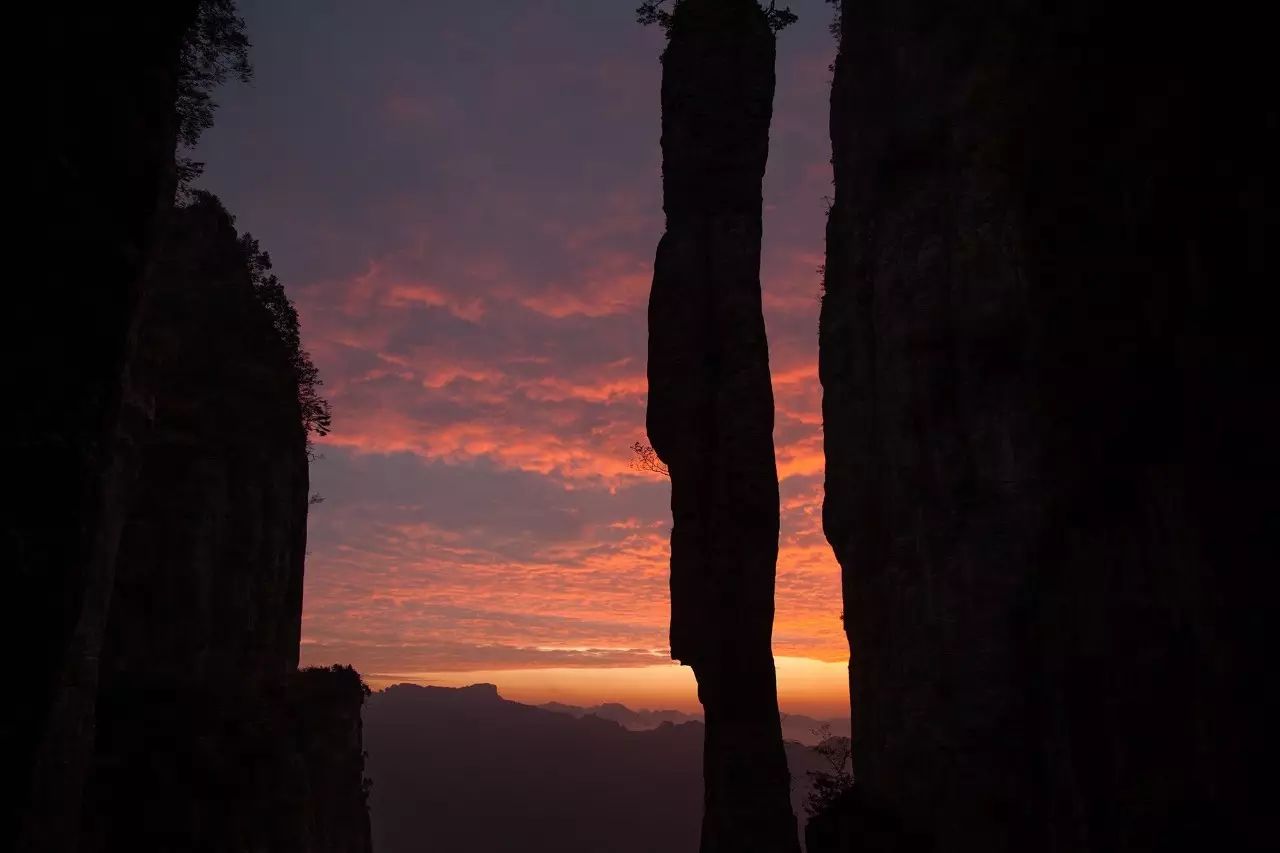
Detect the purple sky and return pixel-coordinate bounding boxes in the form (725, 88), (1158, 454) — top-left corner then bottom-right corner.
(195, 0), (848, 716)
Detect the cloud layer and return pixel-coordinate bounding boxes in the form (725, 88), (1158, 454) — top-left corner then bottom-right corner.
(198, 0), (845, 711)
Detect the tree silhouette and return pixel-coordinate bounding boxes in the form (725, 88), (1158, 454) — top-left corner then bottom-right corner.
(636, 0), (798, 34)
(629, 441), (670, 477)
(805, 723), (853, 816)
(176, 1), (252, 188)
(236, 223), (333, 452)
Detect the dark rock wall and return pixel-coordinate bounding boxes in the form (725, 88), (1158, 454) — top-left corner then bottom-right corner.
(290, 667), (374, 853)
(11, 8), (372, 852)
(646, 2), (798, 850)
(818, 1), (1273, 851)
(104, 195), (308, 690)
(10, 5), (199, 849)
(79, 198), (372, 853)
(82, 666), (371, 853)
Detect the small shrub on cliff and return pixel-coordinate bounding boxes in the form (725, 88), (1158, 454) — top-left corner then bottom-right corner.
(299, 664), (372, 699)
(629, 441), (671, 477)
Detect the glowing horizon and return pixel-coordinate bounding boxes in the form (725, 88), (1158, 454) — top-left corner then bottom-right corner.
(361, 656), (849, 720)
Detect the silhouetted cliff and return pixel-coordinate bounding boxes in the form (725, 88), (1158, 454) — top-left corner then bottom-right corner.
(289, 667), (374, 853)
(11, 5), (200, 848)
(16, 7), (359, 853)
(79, 195), (370, 853)
(816, 1), (1273, 850)
(106, 193), (308, 690)
(645, 1), (798, 850)
(83, 665), (370, 853)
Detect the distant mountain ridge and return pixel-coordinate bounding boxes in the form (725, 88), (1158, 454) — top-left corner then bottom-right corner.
(537, 700), (699, 730)
(778, 712), (851, 746)
(364, 683), (836, 852)
(538, 699), (849, 746)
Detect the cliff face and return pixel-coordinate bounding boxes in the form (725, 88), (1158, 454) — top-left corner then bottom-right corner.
(645, 2), (798, 850)
(12, 5), (199, 849)
(817, 1), (1272, 851)
(104, 196), (308, 689)
(289, 667), (374, 853)
(83, 666), (371, 853)
(79, 197), (371, 853)
(13, 9), (370, 852)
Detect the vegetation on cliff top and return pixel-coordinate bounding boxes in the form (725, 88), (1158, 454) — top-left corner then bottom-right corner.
(636, 0), (798, 34)
(238, 229), (333, 448)
(173, 191), (333, 448)
(177, 0), (252, 188)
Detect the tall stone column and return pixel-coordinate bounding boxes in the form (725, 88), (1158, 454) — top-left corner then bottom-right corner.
(645, 2), (798, 851)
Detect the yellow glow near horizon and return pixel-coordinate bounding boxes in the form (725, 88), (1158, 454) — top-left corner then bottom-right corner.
(365, 655), (849, 718)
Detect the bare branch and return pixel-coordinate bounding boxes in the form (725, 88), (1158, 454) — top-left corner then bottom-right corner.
(629, 441), (670, 478)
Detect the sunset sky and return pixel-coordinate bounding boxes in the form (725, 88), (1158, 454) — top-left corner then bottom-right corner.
(196, 0), (847, 718)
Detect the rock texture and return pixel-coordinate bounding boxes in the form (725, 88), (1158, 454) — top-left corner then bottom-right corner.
(645, 2), (798, 850)
(104, 194), (309, 691)
(817, 1), (1273, 851)
(78, 196), (372, 853)
(10, 5), (199, 849)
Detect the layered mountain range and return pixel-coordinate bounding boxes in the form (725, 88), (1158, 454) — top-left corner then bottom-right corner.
(539, 701), (849, 747)
(366, 683), (844, 853)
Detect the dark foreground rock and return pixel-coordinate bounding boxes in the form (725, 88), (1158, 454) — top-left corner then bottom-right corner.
(84, 665), (371, 853)
(13, 8), (368, 852)
(10, 5), (200, 848)
(78, 196), (371, 853)
(817, 1), (1273, 851)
